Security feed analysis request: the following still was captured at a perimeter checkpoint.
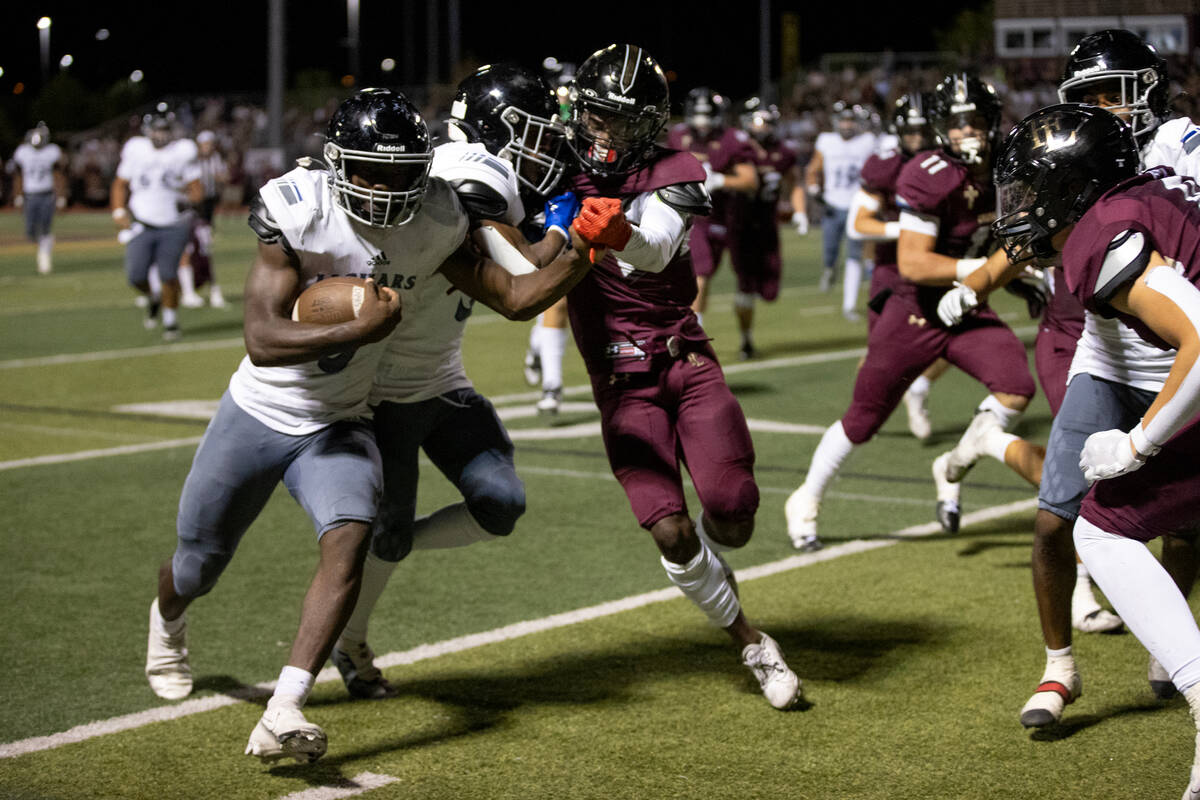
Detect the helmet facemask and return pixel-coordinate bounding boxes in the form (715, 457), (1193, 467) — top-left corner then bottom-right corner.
(568, 95), (667, 178)
(324, 142), (432, 228)
(1058, 69), (1162, 144)
(497, 105), (568, 197)
(942, 109), (997, 165)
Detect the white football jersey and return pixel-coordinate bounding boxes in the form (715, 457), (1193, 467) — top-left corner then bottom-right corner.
(370, 142), (527, 404)
(430, 141), (526, 226)
(228, 166), (469, 434)
(116, 137), (201, 226)
(1067, 118), (1197, 392)
(815, 131), (877, 209)
(11, 143), (62, 194)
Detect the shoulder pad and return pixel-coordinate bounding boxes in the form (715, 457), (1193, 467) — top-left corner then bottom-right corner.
(1094, 230), (1151, 309)
(655, 182), (712, 217)
(447, 178), (509, 223)
(247, 195), (295, 255)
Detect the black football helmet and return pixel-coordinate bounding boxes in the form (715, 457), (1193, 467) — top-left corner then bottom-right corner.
(739, 96), (780, 142)
(27, 121), (51, 147)
(992, 103), (1139, 263)
(930, 73), (1003, 166)
(567, 43), (670, 178)
(684, 87), (727, 136)
(143, 102), (176, 149)
(324, 88), (433, 228)
(1058, 29), (1169, 147)
(890, 92), (935, 156)
(448, 63), (568, 198)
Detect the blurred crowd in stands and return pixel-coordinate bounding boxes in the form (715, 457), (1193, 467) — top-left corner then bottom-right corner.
(5, 58), (1200, 213)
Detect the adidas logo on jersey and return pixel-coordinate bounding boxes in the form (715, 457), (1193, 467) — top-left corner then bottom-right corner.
(367, 251), (390, 268)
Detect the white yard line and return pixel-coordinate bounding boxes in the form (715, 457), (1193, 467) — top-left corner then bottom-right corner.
(0, 437), (203, 471)
(277, 773), (400, 800)
(0, 499), (1035, 760)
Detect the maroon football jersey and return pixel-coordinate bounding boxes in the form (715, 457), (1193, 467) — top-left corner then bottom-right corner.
(727, 137), (798, 236)
(567, 150), (710, 375)
(896, 149), (995, 260)
(1043, 268), (1085, 338)
(858, 149), (906, 273)
(666, 124), (755, 225)
(1063, 167), (1200, 350)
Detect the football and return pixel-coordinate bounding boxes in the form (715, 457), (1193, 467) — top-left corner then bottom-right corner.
(291, 276), (372, 324)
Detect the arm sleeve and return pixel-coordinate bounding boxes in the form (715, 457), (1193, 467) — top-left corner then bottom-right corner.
(619, 195), (689, 274)
(845, 189), (895, 241)
(1137, 265), (1200, 449)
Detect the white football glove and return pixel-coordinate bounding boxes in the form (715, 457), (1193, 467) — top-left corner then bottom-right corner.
(937, 282), (979, 327)
(1079, 429), (1147, 485)
(791, 211), (809, 235)
(702, 162), (726, 193)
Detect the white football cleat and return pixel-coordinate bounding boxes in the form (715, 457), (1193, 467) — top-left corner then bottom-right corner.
(945, 409), (1001, 482)
(36, 250), (52, 274)
(1071, 577), (1124, 633)
(903, 386), (932, 440)
(1019, 668), (1081, 728)
(784, 485), (820, 550)
(209, 287), (229, 309)
(1149, 655), (1177, 700)
(523, 348), (542, 387)
(180, 293), (205, 308)
(931, 452), (961, 534)
(245, 702), (327, 763)
(742, 633), (802, 709)
(145, 598), (193, 700)
(536, 387), (561, 416)
(331, 642), (397, 700)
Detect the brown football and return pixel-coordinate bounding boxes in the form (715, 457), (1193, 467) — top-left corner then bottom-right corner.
(291, 276), (373, 324)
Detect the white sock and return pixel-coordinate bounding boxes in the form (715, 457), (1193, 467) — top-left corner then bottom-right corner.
(410, 503), (497, 550)
(907, 375), (931, 398)
(162, 307), (178, 327)
(540, 326), (568, 391)
(1072, 561), (1100, 608)
(148, 266), (162, 297)
(152, 598), (186, 634)
(339, 551), (398, 649)
(803, 420), (856, 499)
(1075, 517), (1200, 690)
(179, 264), (197, 297)
(270, 665), (314, 708)
(1044, 645), (1075, 677)
(977, 395), (1022, 430)
(842, 258), (863, 314)
(661, 541), (740, 628)
(981, 431), (1019, 463)
(1186, 683), (1200, 719)
(528, 319), (543, 354)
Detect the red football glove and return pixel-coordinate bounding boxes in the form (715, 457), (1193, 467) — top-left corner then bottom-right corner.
(572, 197), (632, 251)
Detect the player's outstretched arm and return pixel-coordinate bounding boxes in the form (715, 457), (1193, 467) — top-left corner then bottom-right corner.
(242, 240), (401, 367)
(438, 226), (593, 321)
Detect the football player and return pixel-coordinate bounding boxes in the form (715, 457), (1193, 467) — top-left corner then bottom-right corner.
(110, 107), (204, 340)
(993, 103), (1200, 798)
(942, 29), (1200, 727)
(803, 101), (878, 319)
(558, 43), (802, 709)
(8, 122), (66, 274)
(844, 93), (949, 440)
(144, 88), (595, 763)
(665, 86), (759, 325)
(723, 97), (802, 360)
(329, 66), (581, 698)
(784, 74), (1043, 551)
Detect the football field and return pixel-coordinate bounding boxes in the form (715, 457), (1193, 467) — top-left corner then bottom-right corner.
(0, 209), (1193, 799)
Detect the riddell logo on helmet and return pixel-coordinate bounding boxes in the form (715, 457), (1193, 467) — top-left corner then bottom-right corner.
(375, 144), (409, 152)
(606, 92), (636, 105)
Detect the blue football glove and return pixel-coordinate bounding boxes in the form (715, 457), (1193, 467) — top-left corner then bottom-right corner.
(544, 192), (581, 241)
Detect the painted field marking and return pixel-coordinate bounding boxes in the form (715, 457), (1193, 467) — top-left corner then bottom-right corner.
(277, 772), (400, 800)
(0, 499), (1035, 760)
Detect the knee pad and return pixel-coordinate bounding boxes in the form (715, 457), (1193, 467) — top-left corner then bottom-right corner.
(462, 470), (526, 536)
(705, 470), (759, 522)
(171, 545), (233, 600)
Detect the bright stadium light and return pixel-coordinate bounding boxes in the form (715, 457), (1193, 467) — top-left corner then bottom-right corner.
(130, 69), (144, 83)
(38, 17), (51, 82)
(381, 57), (396, 72)
(59, 54), (73, 68)
(95, 28), (110, 41)
(37, 17), (51, 30)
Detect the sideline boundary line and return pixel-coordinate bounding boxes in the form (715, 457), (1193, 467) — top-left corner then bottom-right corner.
(0, 499), (1036, 760)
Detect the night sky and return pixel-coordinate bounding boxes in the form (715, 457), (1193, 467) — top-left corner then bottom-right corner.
(2, 1), (987, 102)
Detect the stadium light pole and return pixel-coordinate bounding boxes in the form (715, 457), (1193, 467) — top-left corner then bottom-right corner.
(37, 17), (51, 84)
(347, 0), (360, 82)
